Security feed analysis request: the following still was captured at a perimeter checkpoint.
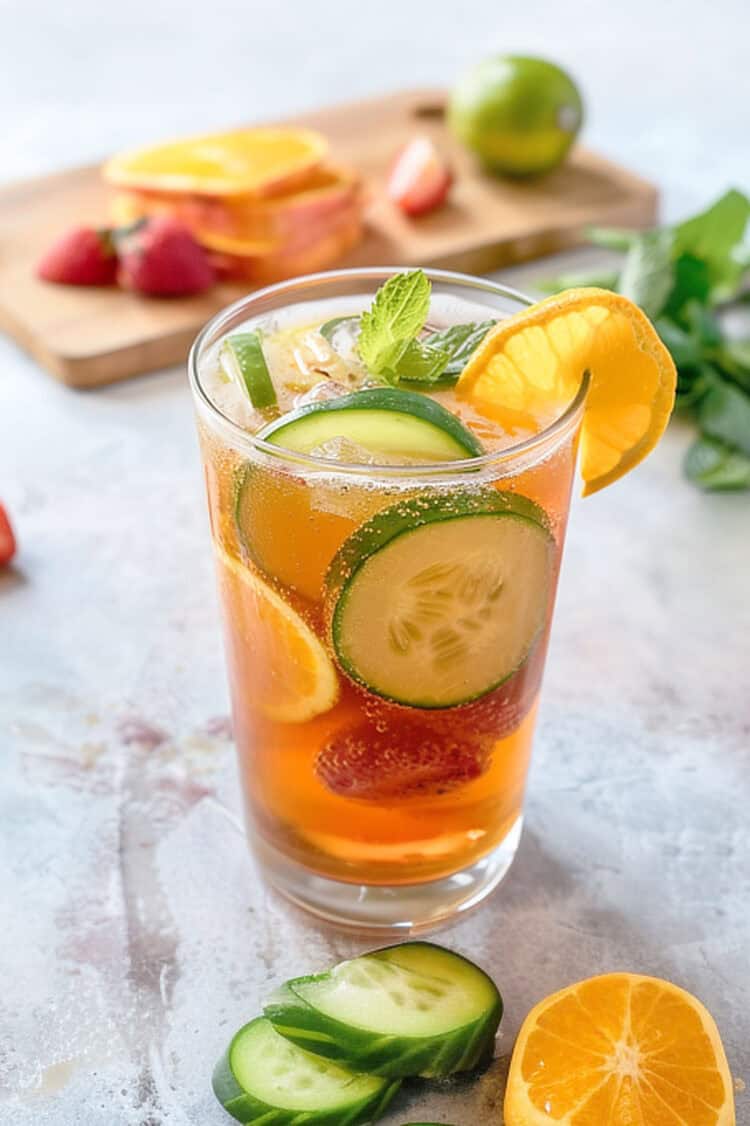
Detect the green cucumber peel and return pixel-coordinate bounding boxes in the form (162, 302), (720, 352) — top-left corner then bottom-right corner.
(265, 942), (503, 1079)
(213, 1016), (399, 1125)
(324, 490), (552, 708)
(326, 490), (550, 596)
(258, 387), (484, 462)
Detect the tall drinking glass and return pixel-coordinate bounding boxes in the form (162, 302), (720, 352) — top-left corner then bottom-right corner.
(189, 268), (586, 932)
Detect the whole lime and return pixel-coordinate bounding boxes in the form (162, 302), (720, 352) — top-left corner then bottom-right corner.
(448, 55), (584, 177)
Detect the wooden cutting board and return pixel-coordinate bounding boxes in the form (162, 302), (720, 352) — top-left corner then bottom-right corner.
(0, 89), (657, 388)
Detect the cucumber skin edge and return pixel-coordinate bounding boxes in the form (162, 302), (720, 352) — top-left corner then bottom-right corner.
(258, 388), (485, 460)
(325, 490), (553, 710)
(265, 985), (502, 1079)
(264, 942), (503, 1080)
(212, 1018), (400, 1126)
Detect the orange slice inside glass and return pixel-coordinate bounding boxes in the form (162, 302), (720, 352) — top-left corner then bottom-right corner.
(505, 972), (735, 1126)
(103, 127), (328, 198)
(457, 288), (677, 495)
(215, 547), (339, 723)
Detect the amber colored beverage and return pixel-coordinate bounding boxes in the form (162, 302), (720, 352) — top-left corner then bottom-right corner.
(189, 269), (586, 931)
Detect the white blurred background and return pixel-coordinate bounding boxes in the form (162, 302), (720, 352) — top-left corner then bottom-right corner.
(3, 0), (749, 219)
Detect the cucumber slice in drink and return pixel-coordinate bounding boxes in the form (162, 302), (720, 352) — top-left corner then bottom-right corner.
(213, 1017), (399, 1125)
(222, 332), (278, 410)
(326, 491), (552, 708)
(265, 942), (502, 1079)
(258, 388), (484, 462)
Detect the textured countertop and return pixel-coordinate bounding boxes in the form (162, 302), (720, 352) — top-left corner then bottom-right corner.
(2, 0), (749, 1122)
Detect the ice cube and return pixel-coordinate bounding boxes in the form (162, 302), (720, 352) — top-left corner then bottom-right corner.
(324, 316), (361, 364)
(308, 436), (378, 464)
(203, 357), (262, 430)
(294, 380), (352, 409)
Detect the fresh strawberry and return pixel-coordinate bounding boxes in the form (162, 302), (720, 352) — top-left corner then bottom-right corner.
(386, 135), (453, 217)
(0, 504), (16, 566)
(117, 216), (215, 296)
(316, 721), (489, 800)
(37, 226), (118, 286)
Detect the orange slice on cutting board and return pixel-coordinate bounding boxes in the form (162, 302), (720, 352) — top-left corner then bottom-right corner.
(504, 972), (736, 1126)
(109, 165), (360, 246)
(457, 288), (677, 496)
(103, 127), (328, 198)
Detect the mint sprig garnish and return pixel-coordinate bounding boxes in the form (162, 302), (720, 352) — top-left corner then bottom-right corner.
(358, 270), (432, 379)
(540, 188), (750, 492)
(356, 270), (495, 386)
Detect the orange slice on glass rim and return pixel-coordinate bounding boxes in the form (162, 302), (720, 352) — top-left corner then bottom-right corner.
(103, 127), (328, 198)
(456, 288), (677, 495)
(504, 972), (735, 1126)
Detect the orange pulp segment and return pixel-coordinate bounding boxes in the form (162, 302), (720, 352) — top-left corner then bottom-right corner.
(103, 127), (328, 198)
(505, 972), (735, 1126)
(457, 288), (677, 495)
(215, 546), (339, 723)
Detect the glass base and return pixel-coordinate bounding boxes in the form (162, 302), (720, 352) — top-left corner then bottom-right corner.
(251, 817), (523, 935)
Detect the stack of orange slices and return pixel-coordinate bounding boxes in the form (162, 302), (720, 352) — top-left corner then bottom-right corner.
(103, 128), (364, 282)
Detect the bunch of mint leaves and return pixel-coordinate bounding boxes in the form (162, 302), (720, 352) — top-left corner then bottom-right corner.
(542, 189), (750, 490)
(355, 269), (494, 386)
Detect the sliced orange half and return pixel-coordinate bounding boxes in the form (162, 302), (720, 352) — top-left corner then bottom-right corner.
(103, 127), (328, 198)
(215, 546), (339, 723)
(457, 288), (677, 496)
(505, 972), (735, 1126)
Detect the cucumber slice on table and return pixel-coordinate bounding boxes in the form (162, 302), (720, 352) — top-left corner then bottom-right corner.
(259, 388), (484, 462)
(222, 332), (278, 410)
(326, 491), (552, 708)
(213, 1016), (399, 1125)
(265, 942), (502, 1079)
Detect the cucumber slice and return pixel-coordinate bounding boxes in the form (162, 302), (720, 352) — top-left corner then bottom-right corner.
(258, 388), (484, 462)
(213, 1016), (399, 1125)
(326, 491), (552, 708)
(222, 332), (278, 410)
(265, 942), (502, 1079)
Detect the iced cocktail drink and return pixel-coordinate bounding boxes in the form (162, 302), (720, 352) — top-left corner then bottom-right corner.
(189, 268), (586, 930)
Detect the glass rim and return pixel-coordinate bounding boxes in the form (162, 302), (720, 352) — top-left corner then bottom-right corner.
(188, 265), (589, 480)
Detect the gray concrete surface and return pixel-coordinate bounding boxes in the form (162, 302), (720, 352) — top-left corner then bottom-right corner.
(2, 0), (749, 1122)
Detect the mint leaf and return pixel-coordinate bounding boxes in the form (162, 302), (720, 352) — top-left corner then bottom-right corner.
(655, 318), (702, 369)
(723, 339), (750, 370)
(389, 339), (450, 383)
(684, 435), (750, 490)
(575, 190), (750, 491)
(673, 188), (750, 280)
(698, 379), (750, 456)
(422, 320), (496, 377)
(717, 339), (750, 389)
(358, 270), (430, 379)
(681, 302), (723, 349)
(618, 230), (674, 318)
(355, 272), (492, 386)
(664, 254), (712, 317)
